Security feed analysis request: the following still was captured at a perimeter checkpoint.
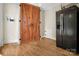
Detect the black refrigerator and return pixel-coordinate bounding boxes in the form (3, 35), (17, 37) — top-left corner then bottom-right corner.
(56, 5), (79, 53)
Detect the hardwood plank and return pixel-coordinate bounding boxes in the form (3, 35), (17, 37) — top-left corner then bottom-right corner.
(0, 38), (77, 56)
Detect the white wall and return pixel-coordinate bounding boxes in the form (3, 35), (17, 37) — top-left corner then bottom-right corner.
(3, 3), (20, 44)
(43, 4), (61, 40)
(0, 4), (3, 46)
(40, 9), (45, 37)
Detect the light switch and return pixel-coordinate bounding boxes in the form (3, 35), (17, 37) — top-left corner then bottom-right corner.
(7, 17), (14, 22)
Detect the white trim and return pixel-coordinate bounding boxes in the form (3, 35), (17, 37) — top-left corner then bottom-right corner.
(3, 40), (20, 44)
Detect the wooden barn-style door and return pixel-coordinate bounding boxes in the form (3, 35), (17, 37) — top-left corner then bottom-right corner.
(20, 3), (40, 43)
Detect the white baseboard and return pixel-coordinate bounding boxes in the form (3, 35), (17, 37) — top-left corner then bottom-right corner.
(42, 36), (56, 40)
(3, 40), (20, 45)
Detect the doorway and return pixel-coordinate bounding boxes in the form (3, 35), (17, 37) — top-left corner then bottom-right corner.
(20, 3), (40, 43)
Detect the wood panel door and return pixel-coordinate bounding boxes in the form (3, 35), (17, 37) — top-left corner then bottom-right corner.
(20, 3), (40, 43)
(20, 3), (31, 43)
(32, 6), (40, 41)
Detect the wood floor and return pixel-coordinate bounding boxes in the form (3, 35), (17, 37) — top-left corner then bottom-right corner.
(0, 38), (78, 56)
